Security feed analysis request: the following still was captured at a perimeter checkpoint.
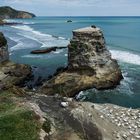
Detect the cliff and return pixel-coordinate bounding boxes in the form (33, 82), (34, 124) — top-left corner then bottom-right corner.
(41, 26), (123, 97)
(0, 32), (31, 90)
(0, 32), (9, 62)
(0, 6), (36, 19)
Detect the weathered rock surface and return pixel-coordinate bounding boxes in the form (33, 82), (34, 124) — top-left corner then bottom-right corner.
(0, 6), (35, 19)
(0, 32), (9, 63)
(0, 61), (32, 90)
(40, 26), (123, 97)
(0, 32), (32, 90)
(25, 93), (140, 140)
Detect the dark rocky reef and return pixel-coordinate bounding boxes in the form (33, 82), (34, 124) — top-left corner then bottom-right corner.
(40, 26), (123, 97)
(67, 20), (72, 23)
(31, 46), (67, 54)
(0, 6), (36, 19)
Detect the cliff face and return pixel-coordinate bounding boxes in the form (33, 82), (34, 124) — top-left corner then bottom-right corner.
(0, 32), (31, 90)
(41, 26), (123, 97)
(0, 32), (9, 62)
(68, 27), (119, 78)
(0, 6), (36, 19)
(68, 27), (110, 70)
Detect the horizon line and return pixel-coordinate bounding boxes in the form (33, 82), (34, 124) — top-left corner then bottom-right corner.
(35, 15), (140, 17)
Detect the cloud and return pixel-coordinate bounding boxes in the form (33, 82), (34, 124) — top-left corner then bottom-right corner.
(2, 0), (139, 8)
(1, 0), (140, 16)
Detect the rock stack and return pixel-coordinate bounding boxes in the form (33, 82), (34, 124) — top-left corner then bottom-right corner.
(41, 26), (123, 97)
(68, 27), (111, 70)
(0, 32), (9, 62)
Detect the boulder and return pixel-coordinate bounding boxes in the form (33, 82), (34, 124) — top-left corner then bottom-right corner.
(40, 26), (123, 97)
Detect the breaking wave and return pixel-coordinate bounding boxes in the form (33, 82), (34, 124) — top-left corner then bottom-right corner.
(110, 50), (140, 65)
(11, 25), (69, 48)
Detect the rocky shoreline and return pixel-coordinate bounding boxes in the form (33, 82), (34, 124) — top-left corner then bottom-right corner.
(0, 32), (32, 91)
(1, 26), (139, 140)
(25, 92), (140, 140)
(0, 6), (35, 26)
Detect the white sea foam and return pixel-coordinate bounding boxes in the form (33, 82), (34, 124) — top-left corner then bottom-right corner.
(11, 25), (69, 48)
(52, 49), (64, 54)
(117, 71), (134, 95)
(21, 54), (43, 58)
(10, 41), (24, 51)
(9, 36), (36, 51)
(5, 19), (35, 25)
(110, 50), (140, 65)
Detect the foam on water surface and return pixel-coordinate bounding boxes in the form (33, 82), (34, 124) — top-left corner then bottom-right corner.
(11, 25), (69, 49)
(110, 50), (140, 65)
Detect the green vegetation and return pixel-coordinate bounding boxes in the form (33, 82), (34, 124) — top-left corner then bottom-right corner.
(0, 91), (41, 140)
(0, 93), (15, 114)
(0, 6), (17, 19)
(0, 6), (36, 19)
(42, 118), (51, 134)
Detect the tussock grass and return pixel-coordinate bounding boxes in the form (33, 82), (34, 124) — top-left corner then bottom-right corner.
(0, 91), (41, 140)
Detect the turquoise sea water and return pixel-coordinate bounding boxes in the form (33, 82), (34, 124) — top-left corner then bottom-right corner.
(0, 16), (140, 108)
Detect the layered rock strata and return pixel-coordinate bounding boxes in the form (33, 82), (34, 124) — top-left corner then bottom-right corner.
(41, 26), (123, 97)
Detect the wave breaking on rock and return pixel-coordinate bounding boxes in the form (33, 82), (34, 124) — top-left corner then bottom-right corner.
(40, 26), (123, 97)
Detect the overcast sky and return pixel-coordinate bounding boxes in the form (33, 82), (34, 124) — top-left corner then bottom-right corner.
(0, 0), (140, 16)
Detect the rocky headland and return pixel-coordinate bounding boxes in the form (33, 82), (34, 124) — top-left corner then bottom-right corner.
(40, 26), (123, 97)
(0, 32), (9, 62)
(0, 6), (36, 19)
(1, 27), (139, 140)
(0, 32), (32, 91)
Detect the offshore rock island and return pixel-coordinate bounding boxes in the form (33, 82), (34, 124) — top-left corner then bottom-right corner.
(41, 26), (123, 97)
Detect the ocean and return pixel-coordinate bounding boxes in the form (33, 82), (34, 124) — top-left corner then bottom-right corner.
(0, 16), (140, 108)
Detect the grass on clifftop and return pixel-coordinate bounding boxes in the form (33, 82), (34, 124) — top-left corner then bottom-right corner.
(0, 91), (41, 140)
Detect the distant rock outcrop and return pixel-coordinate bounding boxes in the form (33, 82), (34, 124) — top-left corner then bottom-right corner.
(0, 6), (36, 19)
(40, 26), (123, 97)
(0, 32), (9, 62)
(67, 20), (72, 23)
(30, 46), (67, 54)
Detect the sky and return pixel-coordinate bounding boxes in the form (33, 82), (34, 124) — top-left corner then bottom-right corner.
(0, 0), (140, 16)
